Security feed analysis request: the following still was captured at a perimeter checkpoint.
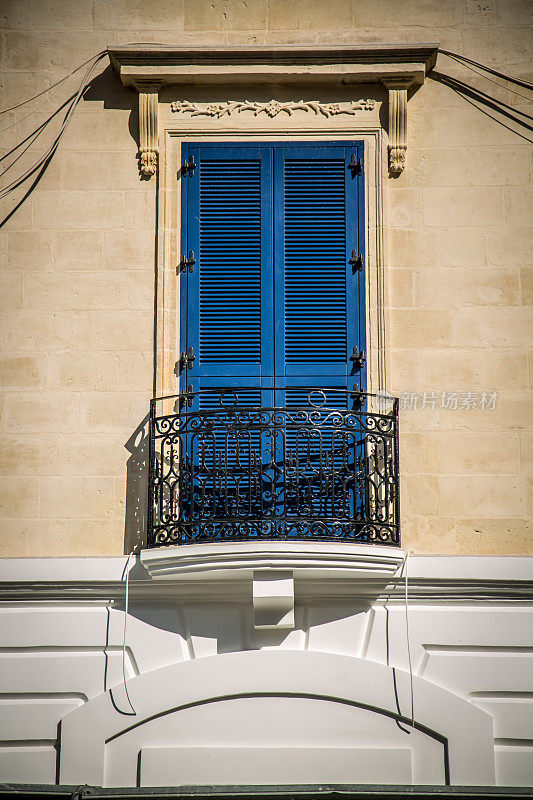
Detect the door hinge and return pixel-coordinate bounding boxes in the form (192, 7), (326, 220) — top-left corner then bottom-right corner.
(350, 346), (366, 369)
(178, 250), (196, 273)
(181, 155), (196, 177)
(350, 382), (364, 409)
(348, 154), (363, 175)
(349, 250), (364, 271)
(179, 346), (195, 371)
(179, 384), (194, 408)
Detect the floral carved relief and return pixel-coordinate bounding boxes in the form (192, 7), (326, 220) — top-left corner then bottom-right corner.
(170, 99), (376, 118)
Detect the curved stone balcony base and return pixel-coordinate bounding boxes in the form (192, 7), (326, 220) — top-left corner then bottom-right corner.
(140, 541), (405, 630)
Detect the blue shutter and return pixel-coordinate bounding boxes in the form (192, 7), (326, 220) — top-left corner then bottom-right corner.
(182, 142), (365, 398)
(182, 144), (273, 397)
(270, 144), (365, 523)
(180, 141), (366, 535)
(273, 143), (364, 393)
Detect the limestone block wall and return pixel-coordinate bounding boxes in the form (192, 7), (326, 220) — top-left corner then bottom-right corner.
(0, 0), (531, 556)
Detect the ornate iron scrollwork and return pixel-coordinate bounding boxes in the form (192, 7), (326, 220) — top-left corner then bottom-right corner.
(148, 388), (400, 548)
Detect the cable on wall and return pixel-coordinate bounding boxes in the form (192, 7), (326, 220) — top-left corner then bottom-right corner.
(404, 550), (415, 728)
(396, 550), (415, 729)
(121, 551), (137, 716)
(0, 52), (107, 117)
(0, 51), (108, 199)
(429, 70), (533, 144)
(438, 49), (533, 90)
(1, 45), (532, 202)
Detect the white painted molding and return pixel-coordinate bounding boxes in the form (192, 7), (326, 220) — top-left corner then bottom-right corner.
(170, 98), (376, 118)
(140, 542), (404, 625)
(139, 541), (405, 581)
(135, 81), (160, 178)
(2, 556), (532, 604)
(382, 78), (412, 174)
(252, 570), (295, 630)
(59, 650), (494, 785)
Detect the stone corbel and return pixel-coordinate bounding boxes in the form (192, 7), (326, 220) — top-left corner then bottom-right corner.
(382, 78), (412, 174)
(135, 81), (160, 178)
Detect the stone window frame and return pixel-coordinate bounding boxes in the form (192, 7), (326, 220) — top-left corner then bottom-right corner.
(109, 44), (438, 400)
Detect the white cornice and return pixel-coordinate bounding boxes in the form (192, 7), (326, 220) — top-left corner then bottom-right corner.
(139, 541), (405, 580)
(140, 542), (405, 628)
(0, 555), (532, 604)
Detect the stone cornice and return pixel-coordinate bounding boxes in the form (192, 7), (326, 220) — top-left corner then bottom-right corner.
(108, 42), (438, 177)
(108, 42), (438, 87)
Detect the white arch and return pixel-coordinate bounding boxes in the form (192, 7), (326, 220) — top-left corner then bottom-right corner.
(59, 649), (494, 785)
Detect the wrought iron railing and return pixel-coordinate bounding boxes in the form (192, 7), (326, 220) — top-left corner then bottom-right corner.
(148, 388), (400, 547)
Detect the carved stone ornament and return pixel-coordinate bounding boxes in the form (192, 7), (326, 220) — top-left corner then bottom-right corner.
(109, 45), (439, 179)
(136, 82), (160, 178)
(170, 98), (376, 118)
(382, 78), (412, 175)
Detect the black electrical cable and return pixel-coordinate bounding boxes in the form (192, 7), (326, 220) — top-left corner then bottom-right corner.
(439, 48), (533, 90)
(0, 44), (169, 117)
(440, 51), (533, 103)
(0, 52), (107, 116)
(0, 53), (107, 198)
(430, 70), (533, 144)
(1, 44), (532, 201)
(0, 94), (76, 168)
(436, 72), (533, 122)
(0, 43), (176, 199)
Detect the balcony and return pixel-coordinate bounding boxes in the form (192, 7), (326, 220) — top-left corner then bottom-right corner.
(148, 388), (400, 549)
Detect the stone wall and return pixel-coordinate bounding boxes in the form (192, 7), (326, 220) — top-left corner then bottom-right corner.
(0, 0), (531, 556)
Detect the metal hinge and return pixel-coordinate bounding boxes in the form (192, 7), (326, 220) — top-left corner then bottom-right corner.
(181, 155), (196, 176)
(178, 250), (196, 273)
(179, 346), (195, 371)
(349, 250), (364, 271)
(350, 346), (366, 369)
(348, 154), (363, 175)
(179, 384), (194, 408)
(350, 382), (364, 409)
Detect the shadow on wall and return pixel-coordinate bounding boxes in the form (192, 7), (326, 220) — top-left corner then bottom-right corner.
(0, 63), (137, 229)
(124, 415), (150, 554)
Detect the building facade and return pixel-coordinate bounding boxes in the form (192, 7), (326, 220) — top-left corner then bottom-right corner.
(0, 0), (532, 791)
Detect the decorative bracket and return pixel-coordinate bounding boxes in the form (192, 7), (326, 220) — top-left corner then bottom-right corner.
(135, 81), (160, 178)
(382, 78), (412, 175)
(252, 570), (295, 630)
(109, 45), (438, 180)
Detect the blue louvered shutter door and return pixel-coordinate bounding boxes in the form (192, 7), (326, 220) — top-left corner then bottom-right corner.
(272, 144), (365, 524)
(273, 143), (365, 399)
(183, 143), (274, 399)
(180, 145), (275, 535)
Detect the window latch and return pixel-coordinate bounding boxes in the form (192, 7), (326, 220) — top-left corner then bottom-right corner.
(181, 155), (196, 176)
(349, 250), (364, 271)
(348, 154), (362, 175)
(179, 250), (196, 273)
(179, 347), (195, 371)
(350, 346), (366, 369)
